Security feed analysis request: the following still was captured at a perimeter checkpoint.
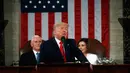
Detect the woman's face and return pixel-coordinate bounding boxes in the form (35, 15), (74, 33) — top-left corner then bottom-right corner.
(78, 41), (87, 54)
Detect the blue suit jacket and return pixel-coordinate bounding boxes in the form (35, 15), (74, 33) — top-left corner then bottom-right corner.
(40, 38), (88, 63)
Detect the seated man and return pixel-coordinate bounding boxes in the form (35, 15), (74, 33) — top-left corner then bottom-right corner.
(19, 35), (42, 66)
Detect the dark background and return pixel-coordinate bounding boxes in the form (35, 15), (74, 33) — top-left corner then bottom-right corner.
(123, 0), (130, 64)
(0, 0), (5, 66)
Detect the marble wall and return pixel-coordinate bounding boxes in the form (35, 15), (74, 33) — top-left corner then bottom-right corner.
(109, 0), (123, 64)
(4, 0), (20, 66)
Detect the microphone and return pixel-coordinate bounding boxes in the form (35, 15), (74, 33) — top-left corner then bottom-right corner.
(61, 36), (66, 43)
(61, 36), (66, 47)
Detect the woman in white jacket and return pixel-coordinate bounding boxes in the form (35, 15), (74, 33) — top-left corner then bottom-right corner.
(77, 38), (98, 65)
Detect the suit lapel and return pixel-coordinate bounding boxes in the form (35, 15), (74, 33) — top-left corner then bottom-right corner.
(65, 39), (76, 61)
(52, 38), (60, 50)
(64, 39), (70, 60)
(30, 50), (37, 64)
(51, 38), (65, 58)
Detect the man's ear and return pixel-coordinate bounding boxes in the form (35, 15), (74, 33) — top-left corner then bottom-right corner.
(30, 41), (33, 47)
(53, 30), (56, 36)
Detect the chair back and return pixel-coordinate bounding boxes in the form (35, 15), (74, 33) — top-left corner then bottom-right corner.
(20, 40), (44, 54)
(87, 38), (106, 58)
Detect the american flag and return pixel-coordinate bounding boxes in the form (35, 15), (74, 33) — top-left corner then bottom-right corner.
(20, 0), (109, 57)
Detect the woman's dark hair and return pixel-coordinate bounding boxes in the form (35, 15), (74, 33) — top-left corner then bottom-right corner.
(77, 38), (89, 48)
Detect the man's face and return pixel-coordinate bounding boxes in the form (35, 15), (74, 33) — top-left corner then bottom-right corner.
(31, 37), (42, 51)
(54, 24), (68, 40)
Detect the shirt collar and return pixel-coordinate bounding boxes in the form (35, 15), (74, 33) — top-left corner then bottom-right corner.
(33, 49), (40, 54)
(33, 50), (40, 60)
(55, 37), (61, 47)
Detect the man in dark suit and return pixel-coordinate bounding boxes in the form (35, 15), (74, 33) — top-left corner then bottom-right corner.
(40, 22), (89, 64)
(19, 35), (42, 66)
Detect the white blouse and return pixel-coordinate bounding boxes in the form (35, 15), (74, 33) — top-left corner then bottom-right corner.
(86, 53), (98, 65)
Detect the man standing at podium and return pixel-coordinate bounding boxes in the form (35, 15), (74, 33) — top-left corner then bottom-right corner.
(40, 22), (89, 64)
(19, 35), (42, 66)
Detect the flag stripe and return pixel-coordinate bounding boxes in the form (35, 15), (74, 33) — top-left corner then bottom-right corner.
(20, 13), (28, 48)
(28, 13), (35, 40)
(35, 12), (41, 36)
(62, 12), (68, 23)
(55, 12), (61, 24)
(68, 0), (75, 39)
(48, 12), (54, 39)
(41, 13), (48, 40)
(75, 0), (81, 42)
(95, 0), (101, 42)
(101, 0), (109, 57)
(88, 0), (95, 39)
(81, 0), (88, 38)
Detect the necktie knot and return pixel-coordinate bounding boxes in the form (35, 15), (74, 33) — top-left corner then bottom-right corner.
(59, 41), (63, 45)
(36, 52), (40, 56)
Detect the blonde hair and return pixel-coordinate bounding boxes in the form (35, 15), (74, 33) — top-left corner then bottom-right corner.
(53, 22), (68, 29)
(52, 22), (68, 36)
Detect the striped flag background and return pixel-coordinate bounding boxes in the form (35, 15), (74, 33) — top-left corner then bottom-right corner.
(21, 0), (109, 57)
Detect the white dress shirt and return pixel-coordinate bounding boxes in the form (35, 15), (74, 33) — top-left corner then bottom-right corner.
(33, 50), (40, 60)
(55, 37), (65, 51)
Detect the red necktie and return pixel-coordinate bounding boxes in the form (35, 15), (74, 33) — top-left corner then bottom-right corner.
(59, 41), (66, 62)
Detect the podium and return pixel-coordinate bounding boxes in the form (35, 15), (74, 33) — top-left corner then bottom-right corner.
(0, 66), (35, 73)
(37, 63), (90, 73)
(92, 64), (130, 73)
(1, 64), (130, 73)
